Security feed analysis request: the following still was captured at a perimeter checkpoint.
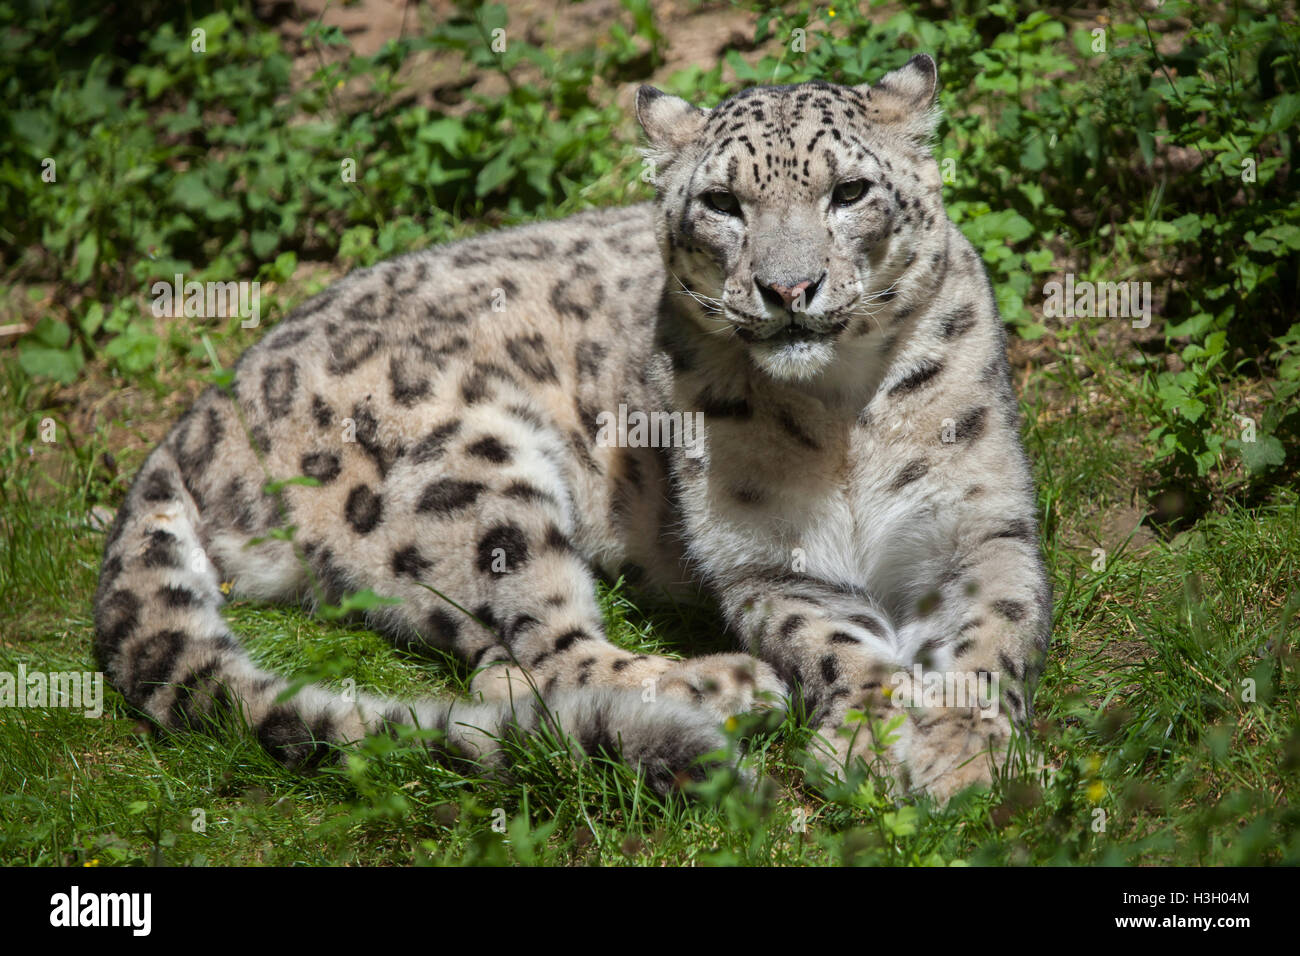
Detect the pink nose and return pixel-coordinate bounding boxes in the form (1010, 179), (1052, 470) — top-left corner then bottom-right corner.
(768, 280), (812, 307)
(756, 275), (823, 311)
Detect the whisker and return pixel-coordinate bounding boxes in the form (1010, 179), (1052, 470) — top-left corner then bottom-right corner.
(669, 271), (724, 308)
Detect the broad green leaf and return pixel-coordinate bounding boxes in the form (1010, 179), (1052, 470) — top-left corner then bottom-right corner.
(170, 172), (217, 210)
(18, 342), (83, 384)
(1267, 94), (1300, 133)
(1239, 434), (1285, 473)
(250, 229), (279, 259)
(29, 316), (71, 349)
(73, 232), (98, 284)
(475, 144), (520, 197)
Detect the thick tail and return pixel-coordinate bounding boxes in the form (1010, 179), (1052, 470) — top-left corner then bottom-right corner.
(92, 447), (726, 791)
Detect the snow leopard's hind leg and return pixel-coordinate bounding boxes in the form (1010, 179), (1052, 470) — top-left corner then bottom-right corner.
(294, 387), (786, 726)
(91, 392), (730, 793)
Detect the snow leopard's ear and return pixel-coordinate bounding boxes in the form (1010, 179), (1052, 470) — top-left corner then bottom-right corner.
(635, 86), (709, 153)
(859, 53), (941, 145)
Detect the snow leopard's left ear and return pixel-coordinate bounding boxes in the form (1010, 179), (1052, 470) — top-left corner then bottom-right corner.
(635, 86), (709, 153)
(859, 53), (941, 145)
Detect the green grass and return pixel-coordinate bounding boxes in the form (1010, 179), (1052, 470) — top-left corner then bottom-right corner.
(2, 328), (1297, 866)
(2, 0), (1298, 866)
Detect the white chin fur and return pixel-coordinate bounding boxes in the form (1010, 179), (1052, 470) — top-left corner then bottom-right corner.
(750, 339), (837, 382)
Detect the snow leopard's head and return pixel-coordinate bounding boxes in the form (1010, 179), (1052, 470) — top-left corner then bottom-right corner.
(638, 55), (947, 383)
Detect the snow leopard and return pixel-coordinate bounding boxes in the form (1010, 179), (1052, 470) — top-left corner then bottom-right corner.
(93, 53), (1051, 803)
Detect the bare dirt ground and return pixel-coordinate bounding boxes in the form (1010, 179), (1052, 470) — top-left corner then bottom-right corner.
(264, 0), (768, 112)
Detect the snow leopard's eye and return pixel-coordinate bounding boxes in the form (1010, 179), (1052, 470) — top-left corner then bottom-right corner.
(832, 179), (870, 206)
(702, 190), (741, 216)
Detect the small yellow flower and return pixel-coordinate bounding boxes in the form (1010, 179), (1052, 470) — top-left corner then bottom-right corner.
(220, 580), (233, 595)
(828, 8), (837, 17)
(1087, 781), (1105, 803)
(724, 716), (738, 733)
(83, 858), (100, 867)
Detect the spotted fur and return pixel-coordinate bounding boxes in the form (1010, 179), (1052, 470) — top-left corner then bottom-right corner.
(94, 54), (1050, 802)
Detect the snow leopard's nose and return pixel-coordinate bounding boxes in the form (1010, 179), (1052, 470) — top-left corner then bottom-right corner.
(756, 274), (823, 313)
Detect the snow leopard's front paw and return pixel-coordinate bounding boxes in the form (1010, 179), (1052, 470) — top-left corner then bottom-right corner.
(654, 654), (789, 724)
(809, 678), (1010, 805)
(470, 647), (787, 727)
(894, 709), (1009, 804)
(542, 688), (734, 795)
